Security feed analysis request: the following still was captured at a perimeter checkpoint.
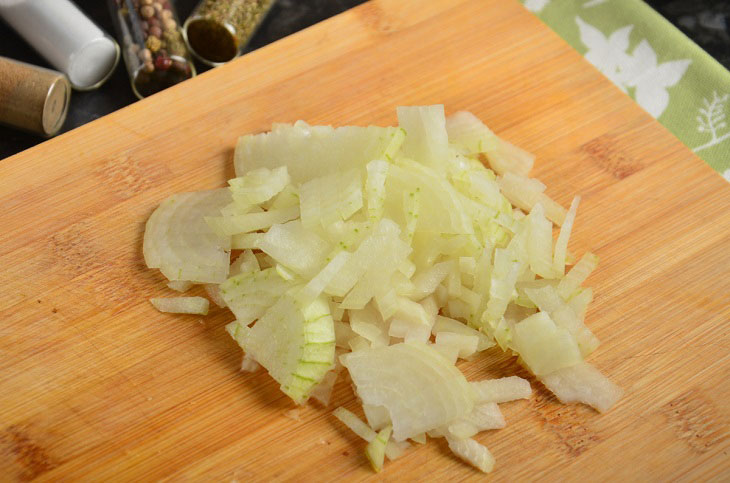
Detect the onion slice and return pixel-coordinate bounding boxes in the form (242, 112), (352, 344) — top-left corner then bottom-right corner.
(150, 297), (209, 315)
(340, 342), (475, 442)
(244, 294), (335, 404)
(539, 362), (623, 412)
(144, 189), (232, 284)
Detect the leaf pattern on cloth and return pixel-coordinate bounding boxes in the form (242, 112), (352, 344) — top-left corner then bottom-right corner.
(576, 16), (691, 119)
(520, 0), (730, 175)
(694, 91), (730, 153)
(622, 41), (692, 118)
(576, 18), (633, 87)
(524, 0), (550, 13)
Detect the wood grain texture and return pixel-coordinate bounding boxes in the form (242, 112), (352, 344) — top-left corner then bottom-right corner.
(1, 0), (729, 480)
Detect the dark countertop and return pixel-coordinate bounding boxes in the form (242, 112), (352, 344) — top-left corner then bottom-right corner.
(1, 0), (728, 159)
(648, 0), (730, 69)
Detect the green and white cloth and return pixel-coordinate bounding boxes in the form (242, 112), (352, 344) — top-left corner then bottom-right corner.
(521, 0), (730, 181)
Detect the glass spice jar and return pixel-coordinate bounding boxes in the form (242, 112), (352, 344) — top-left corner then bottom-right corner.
(0, 56), (71, 137)
(182, 0), (277, 67)
(107, 0), (196, 99)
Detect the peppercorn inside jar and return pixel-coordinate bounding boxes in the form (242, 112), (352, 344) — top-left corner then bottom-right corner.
(183, 0), (277, 67)
(108, 0), (196, 99)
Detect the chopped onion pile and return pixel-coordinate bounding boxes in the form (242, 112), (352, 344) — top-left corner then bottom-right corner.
(143, 105), (622, 474)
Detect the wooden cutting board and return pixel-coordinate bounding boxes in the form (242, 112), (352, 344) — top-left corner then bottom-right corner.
(1, 0), (729, 480)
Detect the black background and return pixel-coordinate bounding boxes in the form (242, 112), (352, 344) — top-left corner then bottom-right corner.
(1, 0), (728, 159)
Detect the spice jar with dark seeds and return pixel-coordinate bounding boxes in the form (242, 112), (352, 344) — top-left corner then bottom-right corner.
(107, 0), (196, 99)
(183, 0), (277, 67)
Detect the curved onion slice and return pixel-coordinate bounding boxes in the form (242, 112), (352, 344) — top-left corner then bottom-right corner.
(340, 342), (475, 442)
(144, 189), (232, 283)
(235, 122), (405, 183)
(220, 268), (295, 325)
(384, 161), (473, 235)
(164, 190), (232, 282)
(244, 293), (335, 404)
(228, 166), (290, 205)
